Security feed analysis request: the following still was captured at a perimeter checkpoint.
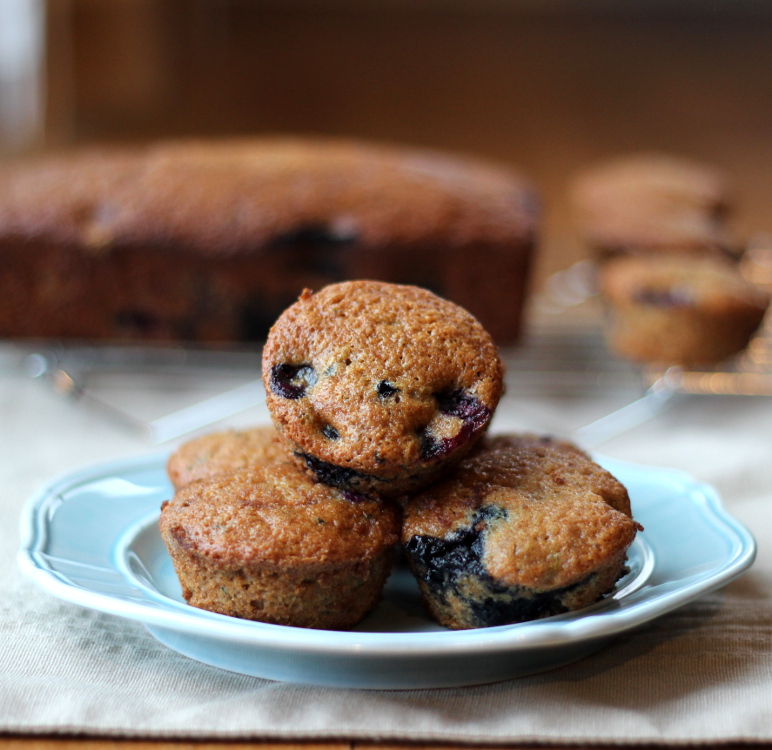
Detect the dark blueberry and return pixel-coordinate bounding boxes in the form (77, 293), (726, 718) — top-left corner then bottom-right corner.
(377, 381), (400, 398)
(419, 389), (491, 461)
(297, 452), (373, 490)
(418, 417), (488, 460)
(468, 586), (577, 627)
(435, 389), (490, 429)
(405, 505), (592, 626)
(321, 424), (340, 440)
(633, 286), (694, 308)
(418, 431), (451, 461)
(405, 531), (486, 588)
(342, 490), (370, 503)
(404, 506), (506, 589)
(270, 221), (359, 247)
(270, 363), (317, 399)
(476, 504), (509, 524)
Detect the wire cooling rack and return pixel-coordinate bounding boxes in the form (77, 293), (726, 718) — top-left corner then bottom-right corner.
(525, 240), (772, 445)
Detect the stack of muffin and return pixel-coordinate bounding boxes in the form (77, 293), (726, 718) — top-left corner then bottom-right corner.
(160, 280), (641, 631)
(570, 153), (770, 366)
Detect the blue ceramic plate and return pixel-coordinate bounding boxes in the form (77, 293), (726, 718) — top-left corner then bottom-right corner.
(18, 451), (754, 689)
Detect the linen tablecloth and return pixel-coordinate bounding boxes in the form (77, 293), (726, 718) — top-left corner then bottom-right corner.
(1, 336), (771, 743)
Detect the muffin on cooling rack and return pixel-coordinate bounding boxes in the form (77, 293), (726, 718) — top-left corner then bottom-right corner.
(262, 280), (504, 497)
(401, 434), (640, 630)
(167, 425), (287, 490)
(599, 254), (770, 365)
(159, 462), (401, 629)
(569, 152), (735, 258)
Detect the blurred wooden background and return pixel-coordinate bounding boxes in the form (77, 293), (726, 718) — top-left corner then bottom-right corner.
(9, 0), (772, 290)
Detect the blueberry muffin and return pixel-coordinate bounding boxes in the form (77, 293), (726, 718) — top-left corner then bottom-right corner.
(569, 152), (735, 258)
(261, 280), (504, 498)
(401, 434), (640, 630)
(599, 254), (770, 365)
(159, 462), (401, 629)
(167, 425), (288, 491)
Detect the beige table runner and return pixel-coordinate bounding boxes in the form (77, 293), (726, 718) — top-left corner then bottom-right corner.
(1, 342), (771, 743)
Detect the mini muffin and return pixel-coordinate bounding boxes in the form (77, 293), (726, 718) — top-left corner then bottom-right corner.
(599, 254), (770, 365)
(401, 434), (640, 630)
(261, 280), (504, 497)
(159, 462), (401, 629)
(569, 152), (735, 258)
(167, 425), (288, 490)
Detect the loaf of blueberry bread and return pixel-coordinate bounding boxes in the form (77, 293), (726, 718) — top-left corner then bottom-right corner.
(0, 137), (538, 343)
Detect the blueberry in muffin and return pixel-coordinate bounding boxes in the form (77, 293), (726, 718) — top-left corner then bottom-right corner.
(599, 254), (770, 365)
(401, 434), (641, 629)
(261, 280), (504, 497)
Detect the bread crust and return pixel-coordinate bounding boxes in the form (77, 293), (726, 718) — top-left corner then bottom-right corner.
(0, 137), (537, 342)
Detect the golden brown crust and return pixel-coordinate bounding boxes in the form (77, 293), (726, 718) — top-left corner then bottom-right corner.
(403, 434), (635, 589)
(159, 463), (401, 629)
(162, 463), (399, 565)
(262, 280), (504, 496)
(0, 137), (537, 254)
(599, 254), (770, 365)
(166, 426), (288, 491)
(401, 434), (638, 628)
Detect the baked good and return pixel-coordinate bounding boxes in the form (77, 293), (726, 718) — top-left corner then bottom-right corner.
(401, 434), (640, 630)
(0, 137), (538, 344)
(167, 425), (288, 490)
(159, 462), (401, 629)
(599, 254), (770, 365)
(569, 152), (735, 258)
(261, 280), (504, 498)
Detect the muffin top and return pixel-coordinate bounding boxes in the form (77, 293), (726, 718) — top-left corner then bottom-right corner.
(402, 434), (637, 591)
(569, 152), (732, 254)
(160, 462), (400, 567)
(599, 254), (771, 314)
(166, 426), (288, 491)
(261, 280), (504, 485)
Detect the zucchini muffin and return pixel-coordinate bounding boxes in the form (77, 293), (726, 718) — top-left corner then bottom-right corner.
(401, 434), (640, 630)
(167, 425), (287, 490)
(261, 280), (504, 498)
(159, 462), (401, 629)
(599, 254), (770, 365)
